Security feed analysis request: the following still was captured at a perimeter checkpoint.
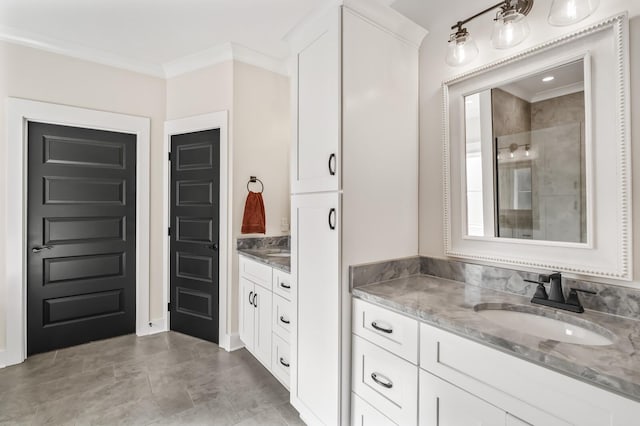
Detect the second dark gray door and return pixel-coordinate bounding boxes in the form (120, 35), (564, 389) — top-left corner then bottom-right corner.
(170, 129), (220, 343)
(27, 121), (137, 355)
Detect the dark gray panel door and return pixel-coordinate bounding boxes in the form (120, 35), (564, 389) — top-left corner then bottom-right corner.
(170, 129), (220, 343)
(27, 122), (136, 355)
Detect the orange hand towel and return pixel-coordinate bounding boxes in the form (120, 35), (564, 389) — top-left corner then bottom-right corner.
(241, 191), (266, 234)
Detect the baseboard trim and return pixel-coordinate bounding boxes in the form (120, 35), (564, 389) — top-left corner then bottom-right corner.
(136, 318), (168, 336)
(228, 333), (244, 351)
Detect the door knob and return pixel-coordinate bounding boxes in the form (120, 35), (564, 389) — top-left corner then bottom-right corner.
(32, 245), (53, 253)
(207, 244), (219, 251)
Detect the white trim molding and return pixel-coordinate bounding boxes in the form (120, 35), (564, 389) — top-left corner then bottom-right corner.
(442, 13), (632, 281)
(162, 112), (232, 351)
(2, 98), (151, 367)
(0, 25), (289, 79)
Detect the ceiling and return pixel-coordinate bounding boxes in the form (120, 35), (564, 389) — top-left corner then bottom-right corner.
(0, 0), (332, 76)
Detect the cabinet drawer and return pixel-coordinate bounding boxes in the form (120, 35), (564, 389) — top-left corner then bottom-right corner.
(351, 392), (397, 426)
(272, 332), (291, 389)
(419, 369), (505, 426)
(353, 298), (418, 364)
(352, 335), (418, 426)
(239, 256), (272, 290)
(273, 293), (292, 340)
(273, 269), (293, 301)
(420, 323), (603, 426)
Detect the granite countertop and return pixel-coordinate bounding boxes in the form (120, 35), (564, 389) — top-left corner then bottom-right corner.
(238, 248), (290, 273)
(353, 275), (640, 403)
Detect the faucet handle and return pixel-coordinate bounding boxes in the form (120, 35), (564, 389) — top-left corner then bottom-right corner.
(570, 288), (596, 295)
(565, 288), (596, 313)
(525, 279), (549, 300)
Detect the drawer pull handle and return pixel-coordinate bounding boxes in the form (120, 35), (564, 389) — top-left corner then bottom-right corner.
(280, 282), (291, 289)
(280, 357), (290, 368)
(371, 321), (393, 334)
(280, 316), (290, 325)
(371, 372), (393, 389)
(249, 291), (254, 305)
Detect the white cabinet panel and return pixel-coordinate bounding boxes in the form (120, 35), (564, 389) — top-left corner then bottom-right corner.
(240, 256), (272, 290)
(351, 392), (397, 426)
(253, 283), (272, 368)
(353, 298), (418, 364)
(239, 277), (255, 350)
(273, 269), (293, 301)
(272, 332), (291, 389)
(292, 7), (340, 194)
(273, 293), (292, 339)
(352, 335), (418, 426)
(419, 369), (505, 426)
(292, 192), (340, 426)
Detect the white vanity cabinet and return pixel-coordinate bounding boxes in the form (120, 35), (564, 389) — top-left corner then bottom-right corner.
(238, 255), (292, 388)
(289, 1), (426, 424)
(353, 298), (640, 426)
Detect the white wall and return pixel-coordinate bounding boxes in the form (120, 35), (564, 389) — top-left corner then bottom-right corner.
(0, 41), (167, 350)
(418, 0), (640, 286)
(231, 61), (290, 332)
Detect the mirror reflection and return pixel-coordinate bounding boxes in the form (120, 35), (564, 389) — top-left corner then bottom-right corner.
(465, 59), (586, 243)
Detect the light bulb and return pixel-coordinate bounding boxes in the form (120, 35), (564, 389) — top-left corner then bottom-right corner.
(492, 8), (530, 49)
(548, 0), (599, 26)
(446, 27), (479, 67)
(510, 151), (515, 159)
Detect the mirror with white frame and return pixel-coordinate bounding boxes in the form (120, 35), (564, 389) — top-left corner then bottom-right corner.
(444, 14), (631, 280)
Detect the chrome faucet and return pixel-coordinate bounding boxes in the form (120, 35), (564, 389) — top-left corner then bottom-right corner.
(525, 272), (596, 313)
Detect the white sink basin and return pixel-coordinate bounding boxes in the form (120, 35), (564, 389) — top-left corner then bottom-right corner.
(266, 252), (290, 258)
(475, 305), (614, 346)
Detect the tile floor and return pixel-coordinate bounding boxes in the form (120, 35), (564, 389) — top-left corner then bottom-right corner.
(0, 331), (304, 426)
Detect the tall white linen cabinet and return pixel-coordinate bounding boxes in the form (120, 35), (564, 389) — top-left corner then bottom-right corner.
(288, 1), (426, 424)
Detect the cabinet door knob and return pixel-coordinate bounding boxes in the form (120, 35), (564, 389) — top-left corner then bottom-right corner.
(328, 153), (336, 176)
(328, 208), (336, 230)
(371, 321), (393, 334)
(371, 372), (393, 389)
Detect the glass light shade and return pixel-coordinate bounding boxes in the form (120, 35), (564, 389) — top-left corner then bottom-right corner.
(491, 9), (530, 49)
(548, 0), (599, 26)
(445, 33), (479, 67)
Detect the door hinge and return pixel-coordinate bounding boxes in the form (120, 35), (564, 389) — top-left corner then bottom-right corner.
(168, 152), (172, 161)
(168, 302), (172, 311)
(168, 227), (171, 236)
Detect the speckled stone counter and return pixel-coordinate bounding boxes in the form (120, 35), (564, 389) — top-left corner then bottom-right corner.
(237, 249), (290, 273)
(353, 275), (640, 403)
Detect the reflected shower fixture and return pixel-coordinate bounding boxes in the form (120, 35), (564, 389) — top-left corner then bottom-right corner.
(446, 0), (534, 66)
(548, 0), (599, 26)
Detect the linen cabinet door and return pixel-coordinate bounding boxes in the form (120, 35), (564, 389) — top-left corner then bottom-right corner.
(291, 192), (340, 425)
(419, 370), (506, 426)
(239, 277), (255, 351)
(253, 282), (273, 369)
(291, 7), (341, 194)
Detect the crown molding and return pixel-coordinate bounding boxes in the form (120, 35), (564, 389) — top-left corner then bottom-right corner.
(0, 25), (289, 79)
(163, 42), (289, 78)
(0, 24), (166, 78)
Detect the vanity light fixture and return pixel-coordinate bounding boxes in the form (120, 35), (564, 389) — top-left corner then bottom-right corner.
(446, 26), (479, 66)
(446, 0), (534, 66)
(491, 3), (531, 49)
(548, 0), (599, 26)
